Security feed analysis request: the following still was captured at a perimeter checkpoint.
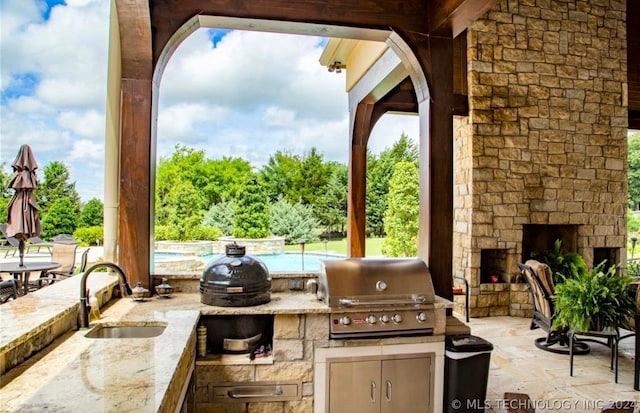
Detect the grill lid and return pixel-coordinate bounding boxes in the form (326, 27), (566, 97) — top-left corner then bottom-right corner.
(200, 243), (271, 307)
(317, 258), (435, 308)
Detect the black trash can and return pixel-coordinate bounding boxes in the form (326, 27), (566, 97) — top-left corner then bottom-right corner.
(444, 334), (493, 413)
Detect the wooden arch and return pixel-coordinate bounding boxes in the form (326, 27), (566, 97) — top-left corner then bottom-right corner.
(113, 0), (496, 299)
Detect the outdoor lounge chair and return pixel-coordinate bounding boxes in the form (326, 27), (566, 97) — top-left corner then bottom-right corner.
(26, 236), (54, 254)
(0, 223), (19, 258)
(51, 233), (77, 244)
(517, 260), (590, 355)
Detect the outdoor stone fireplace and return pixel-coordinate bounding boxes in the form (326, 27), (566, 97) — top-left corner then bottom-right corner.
(452, 1), (628, 318)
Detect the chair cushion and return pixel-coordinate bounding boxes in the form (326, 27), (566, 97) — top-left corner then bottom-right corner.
(525, 259), (554, 295)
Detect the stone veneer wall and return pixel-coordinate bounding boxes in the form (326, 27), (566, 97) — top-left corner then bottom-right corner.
(453, 0), (628, 317)
(193, 313), (323, 412)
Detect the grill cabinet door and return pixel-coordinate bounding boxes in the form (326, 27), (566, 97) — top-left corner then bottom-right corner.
(328, 359), (380, 413)
(381, 356), (432, 413)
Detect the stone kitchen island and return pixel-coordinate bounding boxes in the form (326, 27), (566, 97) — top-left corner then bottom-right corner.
(0, 273), (453, 413)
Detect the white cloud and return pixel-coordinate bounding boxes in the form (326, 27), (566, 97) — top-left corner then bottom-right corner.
(2, 1), (414, 203)
(262, 107), (296, 127)
(68, 139), (103, 162)
(369, 114), (420, 154)
(58, 110), (105, 140)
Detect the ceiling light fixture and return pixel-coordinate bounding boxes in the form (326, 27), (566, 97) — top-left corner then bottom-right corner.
(328, 61), (346, 73)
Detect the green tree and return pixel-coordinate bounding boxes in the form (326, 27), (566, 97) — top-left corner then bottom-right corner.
(35, 161), (81, 216)
(41, 197), (78, 239)
(78, 198), (104, 228)
(270, 196), (320, 244)
(381, 161), (419, 257)
(202, 200), (235, 235)
(233, 173), (270, 238)
(164, 181), (207, 240)
(0, 164), (12, 223)
(295, 148), (330, 206)
(314, 162), (347, 233)
(367, 134), (418, 237)
(205, 157), (253, 204)
(155, 145), (251, 229)
(628, 133), (640, 209)
(260, 151), (302, 203)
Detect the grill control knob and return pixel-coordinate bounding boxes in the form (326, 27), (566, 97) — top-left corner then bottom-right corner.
(380, 314), (390, 324)
(416, 312), (427, 322)
(392, 313), (403, 323)
(340, 316), (351, 326)
(366, 315), (377, 324)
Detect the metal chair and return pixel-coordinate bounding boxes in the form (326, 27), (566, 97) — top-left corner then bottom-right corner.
(78, 248), (90, 273)
(452, 273), (470, 322)
(618, 282), (640, 389)
(0, 279), (19, 303)
(518, 260), (590, 355)
(32, 243), (79, 289)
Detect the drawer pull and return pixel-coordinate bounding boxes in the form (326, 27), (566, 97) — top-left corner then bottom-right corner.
(227, 385), (283, 399)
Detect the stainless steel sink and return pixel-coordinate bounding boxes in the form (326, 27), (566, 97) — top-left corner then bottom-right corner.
(85, 322), (167, 339)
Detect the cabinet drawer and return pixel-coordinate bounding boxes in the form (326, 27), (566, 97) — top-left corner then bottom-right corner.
(209, 381), (301, 403)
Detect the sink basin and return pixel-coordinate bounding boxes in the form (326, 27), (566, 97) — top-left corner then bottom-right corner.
(85, 322), (167, 339)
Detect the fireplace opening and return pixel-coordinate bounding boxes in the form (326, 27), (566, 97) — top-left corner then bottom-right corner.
(593, 247), (619, 272)
(480, 249), (508, 283)
(522, 224), (579, 262)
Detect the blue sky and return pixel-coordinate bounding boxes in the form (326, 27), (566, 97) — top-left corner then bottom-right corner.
(1, 0), (418, 202)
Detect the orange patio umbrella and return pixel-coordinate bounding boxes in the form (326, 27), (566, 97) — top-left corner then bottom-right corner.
(6, 144), (42, 267)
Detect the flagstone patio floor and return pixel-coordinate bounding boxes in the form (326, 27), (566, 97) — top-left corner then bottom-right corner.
(466, 315), (638, 412)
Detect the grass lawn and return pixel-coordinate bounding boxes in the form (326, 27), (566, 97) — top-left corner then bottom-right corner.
(284, 237), (384, 256)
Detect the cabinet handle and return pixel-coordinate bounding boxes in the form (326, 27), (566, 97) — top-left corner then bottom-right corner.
(370, 381), (376, 403)
(227, 385), (283, 399)
(386, 380), (392, 402)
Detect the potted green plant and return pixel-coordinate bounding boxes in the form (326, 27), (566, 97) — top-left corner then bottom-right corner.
(552, 261), (636, 332)
(530, 239), (587, 285)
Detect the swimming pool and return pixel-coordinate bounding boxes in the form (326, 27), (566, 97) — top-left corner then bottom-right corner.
(155, 251), (344, 272)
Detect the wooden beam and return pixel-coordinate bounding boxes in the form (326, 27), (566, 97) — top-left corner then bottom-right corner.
(427, 35), (455, 300)
(118, 79), (153, 289)
(399, 29), (455, 300)
(150, 0), (430, 65)
(429, 0), (496, 37)
(115, 0), (154, 288)
(115, 0), (152, 79)
(348, 103), (374, 257)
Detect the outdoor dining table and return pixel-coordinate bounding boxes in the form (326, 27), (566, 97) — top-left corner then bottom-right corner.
(0, 261), (61, 295)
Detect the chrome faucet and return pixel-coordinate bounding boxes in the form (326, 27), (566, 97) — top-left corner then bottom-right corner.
(78, 262), (133, 329)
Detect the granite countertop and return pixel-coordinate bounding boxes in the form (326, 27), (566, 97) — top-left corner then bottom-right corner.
(0, 286), (452, 412)
(0, 292), (328, 412)
(0, 298), (200, 413)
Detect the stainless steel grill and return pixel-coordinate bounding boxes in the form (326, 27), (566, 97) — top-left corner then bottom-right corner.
(316, 258), (438, 339)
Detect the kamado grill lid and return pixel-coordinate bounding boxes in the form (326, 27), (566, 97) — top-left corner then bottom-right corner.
(200, 243), (271, 307)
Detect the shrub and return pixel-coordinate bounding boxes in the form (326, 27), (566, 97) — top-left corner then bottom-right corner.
(202, 201), (234, 235)
(553, 261), (636, 332)
(530, 239), (587, 284)
(270, 197), (320, 244)
(73, 226), (103, 246)
(186, 225), (223, 241)
(628, 209), (640, 232)
(155, 223), (222, 241)
(155, 225), (180, 241)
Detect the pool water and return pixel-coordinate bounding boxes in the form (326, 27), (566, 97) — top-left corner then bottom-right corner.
(202, 252), (344, 272)
(155, 251), (344, 272)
